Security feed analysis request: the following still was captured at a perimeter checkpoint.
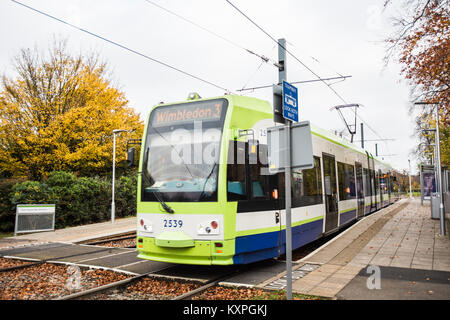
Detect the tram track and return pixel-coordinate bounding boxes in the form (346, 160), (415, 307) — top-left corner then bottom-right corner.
(0, 246), (116, 273)
(55, 265), (174, 300)
(77, 231), (137, 248)
(171, 272), (240, 300)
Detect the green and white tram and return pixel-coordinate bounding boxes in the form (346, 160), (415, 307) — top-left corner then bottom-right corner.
(134, 94), (395, 265)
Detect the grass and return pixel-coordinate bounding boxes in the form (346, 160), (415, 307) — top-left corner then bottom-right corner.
(250, 289), (325, 300)
(0, 232), (13, 239)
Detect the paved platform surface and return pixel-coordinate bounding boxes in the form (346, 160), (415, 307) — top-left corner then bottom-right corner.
(0, 216), (136, 249)
(337, 266), (450, 300)
(288, 199), (450, 299)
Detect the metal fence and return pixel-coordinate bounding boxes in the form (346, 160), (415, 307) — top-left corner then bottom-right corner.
(14, 204), (55, 236)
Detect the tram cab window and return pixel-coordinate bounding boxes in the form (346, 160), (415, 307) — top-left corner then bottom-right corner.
(227, 140), (278, 204)
(227, 141), (247, 201)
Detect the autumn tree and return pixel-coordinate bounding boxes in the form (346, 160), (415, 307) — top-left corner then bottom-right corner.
(384, 0), (449, 166)
(0, 39), (143, 180)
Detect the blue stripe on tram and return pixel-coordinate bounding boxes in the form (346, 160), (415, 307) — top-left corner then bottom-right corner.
(233, 218), (324, 264)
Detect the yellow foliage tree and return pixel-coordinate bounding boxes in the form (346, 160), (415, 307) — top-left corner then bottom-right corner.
(0, 39), (143, 180)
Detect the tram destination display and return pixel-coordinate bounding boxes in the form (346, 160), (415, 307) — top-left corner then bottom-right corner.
(152, 100), (225, 127)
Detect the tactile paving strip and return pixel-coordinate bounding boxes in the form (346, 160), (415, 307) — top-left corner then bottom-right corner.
(264, 263), (321, 290)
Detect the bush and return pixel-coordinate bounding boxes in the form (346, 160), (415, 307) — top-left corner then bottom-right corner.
(45, 171), (75, 228)
(66, 177), (106, 226)
(0, 178), (25, 233)
(115, 173), (138, 218)
(0, 171), (137, 232)
(46, 171), (76, 188)
(10, 181), (56, 205)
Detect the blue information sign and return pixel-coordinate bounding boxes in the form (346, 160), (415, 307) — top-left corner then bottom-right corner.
(282, 80), (299, 122)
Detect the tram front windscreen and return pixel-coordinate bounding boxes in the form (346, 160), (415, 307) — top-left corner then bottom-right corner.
(141, 99), (228, 202)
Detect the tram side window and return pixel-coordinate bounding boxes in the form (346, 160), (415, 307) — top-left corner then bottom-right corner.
(337, 162), (356, 201)
(292, 156), (323, 207)
(364, 168), (371, 197)
(227, 141), (247, 201)
(370, 169), (376, 195)
(390, 173), (396, 193)
(375, 170), (380, 194)
(380, 172), (387, 195)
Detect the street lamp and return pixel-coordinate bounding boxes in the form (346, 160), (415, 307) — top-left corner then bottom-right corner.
(408, 159), (413, 199)
(415, 102), (445, 236)
(111, 129), (129, 223)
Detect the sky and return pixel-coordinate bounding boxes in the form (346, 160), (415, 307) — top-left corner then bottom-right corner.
(0, 0), (419, 172)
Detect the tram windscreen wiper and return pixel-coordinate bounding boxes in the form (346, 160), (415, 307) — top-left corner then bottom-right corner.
(139, 171), (174, 214)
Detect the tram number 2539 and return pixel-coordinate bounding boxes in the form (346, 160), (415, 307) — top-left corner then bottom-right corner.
(163, 219), (183, 228)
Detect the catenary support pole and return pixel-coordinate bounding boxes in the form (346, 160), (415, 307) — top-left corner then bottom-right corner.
(360, 123), (364, 149)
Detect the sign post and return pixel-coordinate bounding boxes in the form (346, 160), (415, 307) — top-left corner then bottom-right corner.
(282, 78), (298, 301)
(277, 38), (299, 300)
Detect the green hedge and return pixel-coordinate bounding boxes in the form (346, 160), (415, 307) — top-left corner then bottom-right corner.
(0, 178), (25, 232)
(0, 171), (137, 232)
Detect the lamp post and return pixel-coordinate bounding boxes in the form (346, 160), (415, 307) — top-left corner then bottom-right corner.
(408, 159), (413, 199)
(415, 102), (445, 236)
(111, 129), (128, 223)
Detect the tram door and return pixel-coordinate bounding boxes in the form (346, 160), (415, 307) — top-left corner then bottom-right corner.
(366, 152), (376, 210)
(355, 162), (365, 218)
(323, 154), (338, 232)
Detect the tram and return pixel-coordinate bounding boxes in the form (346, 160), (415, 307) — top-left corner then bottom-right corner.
(134, 94), (395, 265)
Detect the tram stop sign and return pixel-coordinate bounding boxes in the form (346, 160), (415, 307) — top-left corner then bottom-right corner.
(282, 80), (299, 122)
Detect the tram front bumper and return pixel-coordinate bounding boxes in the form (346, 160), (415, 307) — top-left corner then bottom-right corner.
(137, 237), (235, 265)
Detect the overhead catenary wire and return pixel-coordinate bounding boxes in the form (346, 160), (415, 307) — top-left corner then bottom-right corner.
(143, 0), (281, 68)
(236, 75), (353, 92)
(11, 0), (232, 93)
(224, 0), (391, 149)
(224, 0), (348, 103)
(240, 60), (265, 92)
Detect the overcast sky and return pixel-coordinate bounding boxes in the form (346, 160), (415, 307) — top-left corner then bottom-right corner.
(0, 0), (420, 172)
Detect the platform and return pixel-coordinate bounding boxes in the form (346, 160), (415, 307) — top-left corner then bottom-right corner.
(287, 198), (450, 299)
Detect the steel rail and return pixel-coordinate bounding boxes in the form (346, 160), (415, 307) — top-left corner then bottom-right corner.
(76, 231), (136, 244)
(171, 272), (240, 300)
(55, 266), (174, 300)
(84, 235), (136, 246)
(0, 246), (117, 273)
